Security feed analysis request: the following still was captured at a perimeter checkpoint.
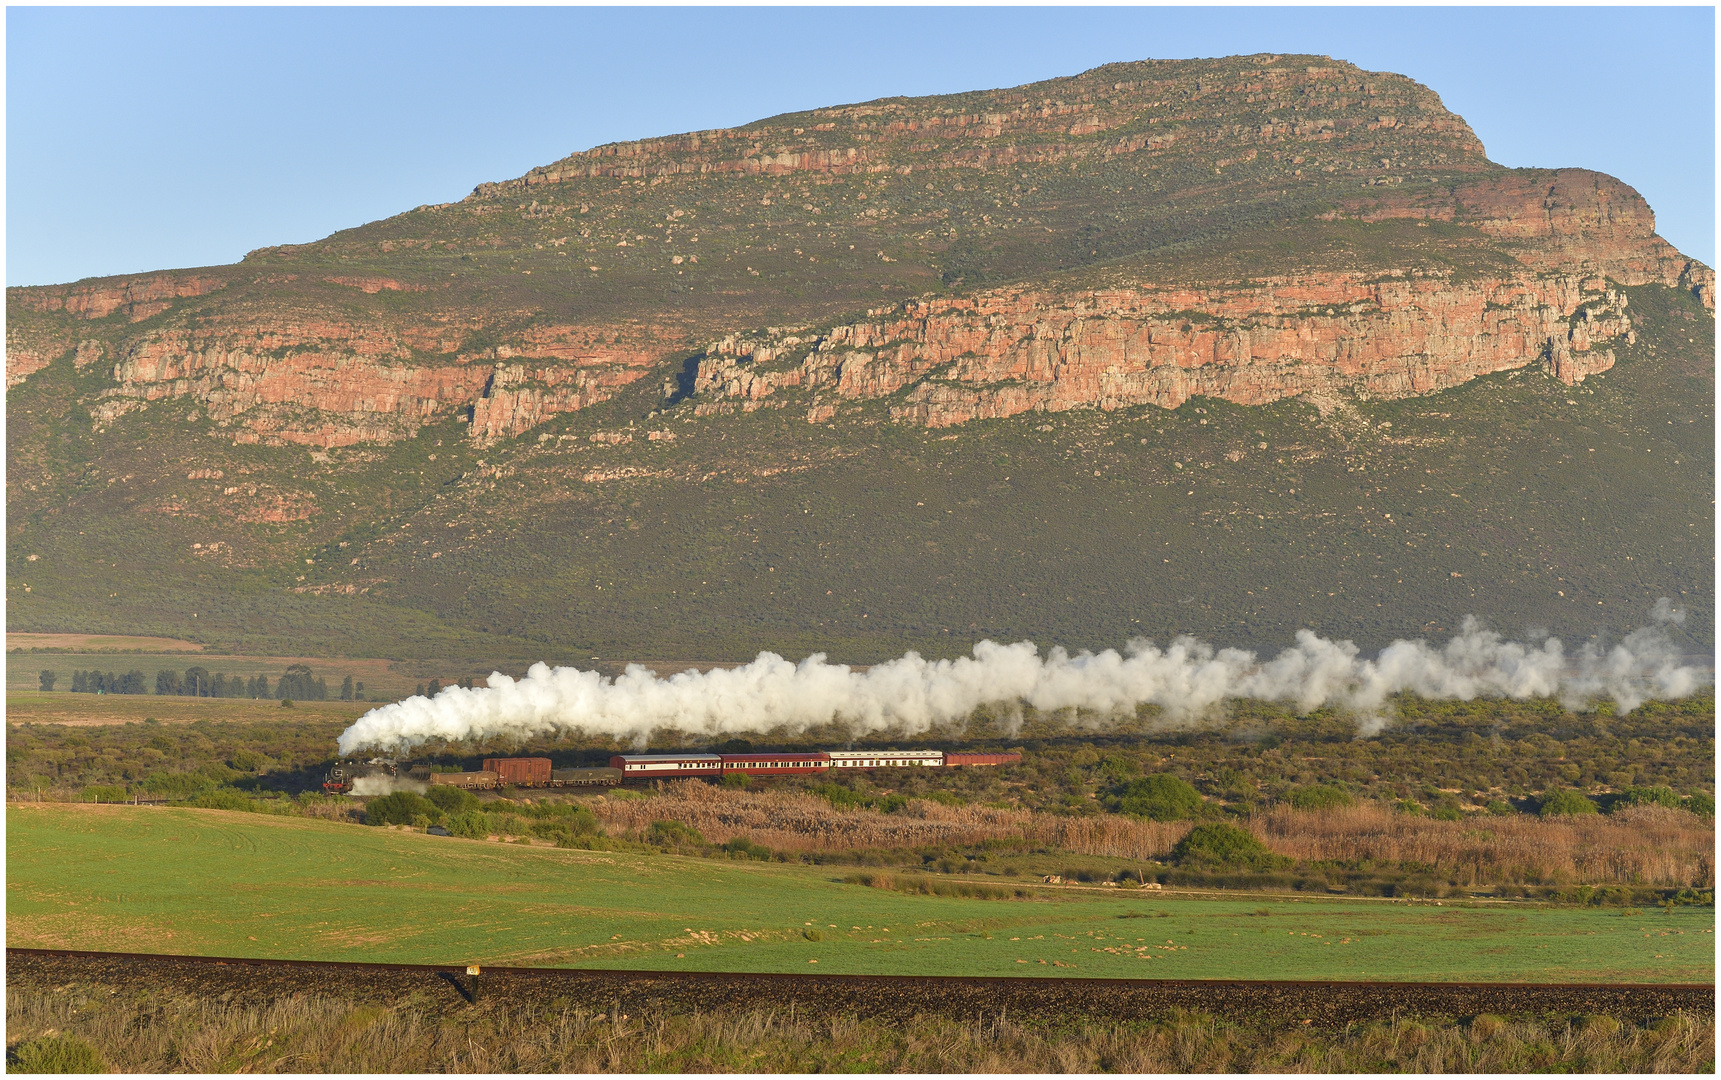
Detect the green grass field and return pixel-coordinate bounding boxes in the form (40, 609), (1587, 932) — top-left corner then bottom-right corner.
(9, 804), (1711, 983)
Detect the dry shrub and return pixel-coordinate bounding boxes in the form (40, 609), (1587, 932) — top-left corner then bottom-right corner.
(1250, 803), (1714, 888)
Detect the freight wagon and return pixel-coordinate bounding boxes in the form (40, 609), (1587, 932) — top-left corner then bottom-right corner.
(483, 757), (552, 786)
(429, 770), (499, 789)
(551, 767), (626, 786)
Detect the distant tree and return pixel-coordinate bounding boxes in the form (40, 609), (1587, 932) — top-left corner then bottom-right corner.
(182, 666), (213, 697)
(38, 670), (57, 692)
(415, 683), (425, 697)
(121, 671), (147, 695)
(278, 664), (316, 700)
(340, 676), (354, 702)
(157, 670), (181, 696)
(314, 677), (329, 701)
(211, 673), (228, 698)
(71, 671), (88, 694)
(354, 681), (366, 701)
(426, 679), (442, 697)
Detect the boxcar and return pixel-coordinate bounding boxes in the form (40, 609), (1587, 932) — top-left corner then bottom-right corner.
(610, 754), (723, 776)
(826, 750), (944, 769)
(719, 753), (831, 775)
(944, 752), (1022, 767)
(483, 757), (552, 786)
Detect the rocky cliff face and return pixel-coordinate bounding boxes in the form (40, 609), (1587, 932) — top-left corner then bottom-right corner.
(84, 314), (664, 447)
(692, 268), (1631, 427)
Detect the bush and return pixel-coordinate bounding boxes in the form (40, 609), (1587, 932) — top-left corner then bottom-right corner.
(79, 784), (129, 802)
(644, 820), (706, 848)
(365, 791), (440, 826)
(722, 836), (773, 860)
(1538, 788), (1598, 817)
(1116, 774), (1204, 821)
(1612, 785), (1681, 811)
(1172, 822), (1271, 865)
(1286, 785), (1354, 810)
(720, 771), (752, 789)
(446, 808), (491, 839)
(1484, 799), (1515, 815)
(1684, 792), (1715, 818)
(811, 782), (870, 810)
(425, 785), (480, 815)
(142, 772), (217, 799)
(10, 1033), (108, 1073)
(919, 790), (966, 807)
(184, 789), (265, 813)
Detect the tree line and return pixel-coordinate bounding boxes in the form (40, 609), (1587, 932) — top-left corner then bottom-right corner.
(45, 663), (353, 702)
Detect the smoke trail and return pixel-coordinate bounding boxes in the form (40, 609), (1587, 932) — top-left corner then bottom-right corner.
(349, 775), (427, 797)
(337, 601), (1709, 755)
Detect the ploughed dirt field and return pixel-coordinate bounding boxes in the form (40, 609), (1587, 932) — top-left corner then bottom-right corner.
(10, 949), (1711, 1030)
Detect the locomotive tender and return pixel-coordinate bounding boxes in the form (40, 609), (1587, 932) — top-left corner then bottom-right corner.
(324, 748), (1017, 793)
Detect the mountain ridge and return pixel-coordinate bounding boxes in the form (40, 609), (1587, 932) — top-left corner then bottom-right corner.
(6, 54), (1712, 662)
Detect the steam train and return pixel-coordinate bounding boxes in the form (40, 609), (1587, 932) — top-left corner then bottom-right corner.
(322, 749), (1019, 794)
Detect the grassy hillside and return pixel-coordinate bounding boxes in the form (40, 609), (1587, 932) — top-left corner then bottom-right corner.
(8, 804), (1712, 981)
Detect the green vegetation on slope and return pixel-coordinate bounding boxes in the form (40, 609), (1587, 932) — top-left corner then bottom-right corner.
(5, 284), (1713, 662)
(8, 804), (1713, 982)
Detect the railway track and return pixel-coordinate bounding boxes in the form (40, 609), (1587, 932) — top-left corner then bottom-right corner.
(8, 948), (1712, 1027)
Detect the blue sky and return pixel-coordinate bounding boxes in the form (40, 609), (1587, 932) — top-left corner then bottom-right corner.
(7, 6), (1714, 287)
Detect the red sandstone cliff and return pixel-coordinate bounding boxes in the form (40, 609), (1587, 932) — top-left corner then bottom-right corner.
(85, 314), (666, 447)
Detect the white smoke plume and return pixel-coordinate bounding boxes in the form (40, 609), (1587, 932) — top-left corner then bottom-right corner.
(337, 601), (1709, 755)
(349, 775), (427, 797)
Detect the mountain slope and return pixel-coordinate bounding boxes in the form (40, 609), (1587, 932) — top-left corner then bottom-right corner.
(6, 55), (1713, 663)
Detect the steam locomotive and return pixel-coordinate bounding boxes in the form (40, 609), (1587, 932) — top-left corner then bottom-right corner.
(322, 748), (1019, 793)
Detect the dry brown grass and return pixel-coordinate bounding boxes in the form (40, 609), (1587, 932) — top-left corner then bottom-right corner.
(7, 986), (1712, 1073)
(587, 784), (1714, 889)
(590, 781), (1194, 861)
(1251, 804), (1715, 889)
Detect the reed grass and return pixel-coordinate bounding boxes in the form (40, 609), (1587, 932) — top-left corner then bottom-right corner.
(585, 782), (1713, 889)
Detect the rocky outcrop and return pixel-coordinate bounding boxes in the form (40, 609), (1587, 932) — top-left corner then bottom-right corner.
(9, 272), (229, 322)
(1330, 168), (1714, 305)
(691, 270), (1633, 427)
(469, 332), (667, 445)
(88, 317), (663, 447)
